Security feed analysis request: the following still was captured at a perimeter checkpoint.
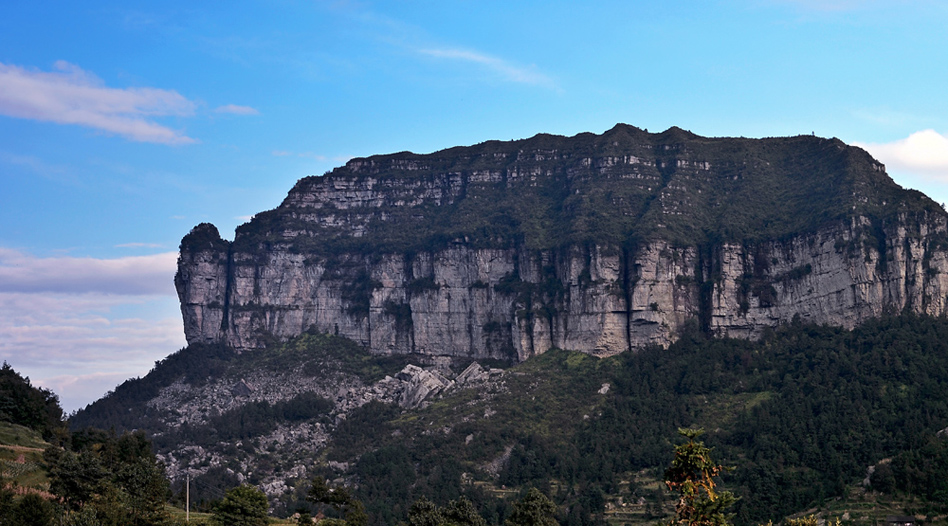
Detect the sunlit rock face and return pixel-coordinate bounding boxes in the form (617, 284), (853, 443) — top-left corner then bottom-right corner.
(176, 124), (948, 360)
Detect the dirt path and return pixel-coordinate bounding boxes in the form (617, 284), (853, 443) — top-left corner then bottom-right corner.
(0, 444), (46, 454)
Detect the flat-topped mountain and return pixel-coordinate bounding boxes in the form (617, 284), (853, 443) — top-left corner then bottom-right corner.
(176, 124), (948, 360)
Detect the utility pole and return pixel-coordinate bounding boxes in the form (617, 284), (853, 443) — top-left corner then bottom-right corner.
(186, 474), (190, 523)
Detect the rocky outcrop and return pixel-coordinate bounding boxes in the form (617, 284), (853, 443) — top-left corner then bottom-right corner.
(149, 358), (504, 496)
(176, 125), (948, 360)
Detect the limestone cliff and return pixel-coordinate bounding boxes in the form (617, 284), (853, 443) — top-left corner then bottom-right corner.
(176, 124), (948, 359)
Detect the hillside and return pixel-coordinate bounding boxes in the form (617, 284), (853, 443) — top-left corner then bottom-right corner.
(72, 313), (948, 525)
(72, 125), (948, 524)
(175, 125), (948, 359)
(0, 362), (65, 442)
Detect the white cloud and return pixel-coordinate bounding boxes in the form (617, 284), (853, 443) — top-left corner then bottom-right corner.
(855, 130), (948, 182)
(0, 60), (196, 144)
(418, 48), (555, 88)
(214, 104), (259, 115)
(0, 291), (185, 412)
(36, 372), (134, 411)
(0, 247), (186, 411)
(0, 248), (178, 295)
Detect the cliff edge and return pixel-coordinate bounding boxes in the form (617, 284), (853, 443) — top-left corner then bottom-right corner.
(176, 124), (948, 360)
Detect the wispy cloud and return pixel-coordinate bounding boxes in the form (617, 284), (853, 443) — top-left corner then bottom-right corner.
(214, 104), (259, 115)
(764, 0), (882, 12)
(0, 247), (186, 410)
(855, 129), (948, 182)
(115, 242), (165, 248)
(0, 150), (78, 184)
(418, 47), (555, 88)
(852, 107), (924, 128)
(326, 3), (555, 89)
(0, 248), (178, 295)
(37, 372), (134, 410)
(273, 150), (324, 159)
(0, 60), (196, 144)
(0, 291), (184, 412)
(271, 150), (350, 162)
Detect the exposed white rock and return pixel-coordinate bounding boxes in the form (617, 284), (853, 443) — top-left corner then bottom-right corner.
(178, 214), (948, 359)
(152, 357), (504, 498)
(396, 365), (450, 409)
(456, 362), (489, 385)
(175, 130), (948, 361)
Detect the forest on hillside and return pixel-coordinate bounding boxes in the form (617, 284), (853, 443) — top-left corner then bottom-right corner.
(61, 313), (948, 525)
(7, 314), (948, 526)
(322, 314), (948, 525)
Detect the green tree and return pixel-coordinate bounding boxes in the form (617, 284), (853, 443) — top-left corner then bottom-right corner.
(343, 498), (368, 526)
(663, 428), (737, 526)
(0, 485), (15, 525)
(407, 496), (444, 526)
(114, 456), (171, 525)
(0, 362), (66, 441)
(407, 496), (489, 526)
(297, 510), (314, 525)
(44, 429), (172, 525)
(9, 493), (55, 526)
(505, 488), (557, 526)
(80, 483), (132, 526)
(443, 497), (488, 526)
(212, 485), (269, 526)
(44, 447), (108, 511)
(306, 478), (366, 526)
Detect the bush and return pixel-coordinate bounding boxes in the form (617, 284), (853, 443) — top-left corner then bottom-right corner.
(212, 485), (269, 526)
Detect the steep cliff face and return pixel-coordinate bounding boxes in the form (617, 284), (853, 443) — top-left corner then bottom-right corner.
(176, 124), (948, 359)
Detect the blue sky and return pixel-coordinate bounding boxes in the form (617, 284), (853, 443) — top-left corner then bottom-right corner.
(2, 0), (948, 411)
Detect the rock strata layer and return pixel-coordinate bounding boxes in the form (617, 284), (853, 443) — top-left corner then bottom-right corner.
(176, 124), (948, 360)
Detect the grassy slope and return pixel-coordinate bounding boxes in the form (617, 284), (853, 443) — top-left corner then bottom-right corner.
(0, 422), (50, 492)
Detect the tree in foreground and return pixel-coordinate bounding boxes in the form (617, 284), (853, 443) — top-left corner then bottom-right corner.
(407, 497), (444, 526)
(444, 496), (489, 526)
(0, 486), (14, 523)
(663, 428), (737, 526)
(44, 429), (172, 525)
(212, 484), (269, 526)
(505, 488), (557, 526)
(8, 493), (55, 526)
(406, 495), (487, 526)
(296, 510), (313, 525)
(306, 478), (367, 526)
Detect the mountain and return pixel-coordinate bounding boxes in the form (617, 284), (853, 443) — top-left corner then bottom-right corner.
(176, 124), (948, 361)
(73, 126), (948, 524)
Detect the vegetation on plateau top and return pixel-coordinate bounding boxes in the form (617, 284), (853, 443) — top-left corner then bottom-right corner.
(213, 125), (945, 256)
